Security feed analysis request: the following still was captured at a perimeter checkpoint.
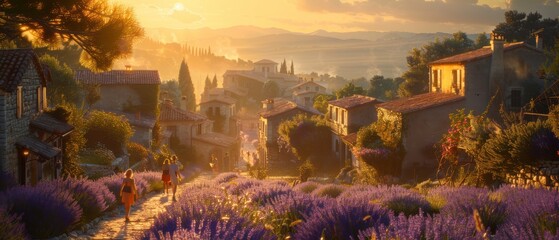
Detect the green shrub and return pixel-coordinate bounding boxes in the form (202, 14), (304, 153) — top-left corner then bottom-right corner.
(85, 110), (133, 156)
(127, 142), (148, 166)
(299, 161), (315, 182)
(312, 184), (346, 198)
(79, 146), (115, 165)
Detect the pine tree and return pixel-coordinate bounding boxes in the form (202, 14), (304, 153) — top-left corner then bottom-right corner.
(204, 75), (211, 92)
(212, 74), (218, 88)
(280, 59), (288, 74)
(178, 59), (196, 111)
(290, 60), (295, 75)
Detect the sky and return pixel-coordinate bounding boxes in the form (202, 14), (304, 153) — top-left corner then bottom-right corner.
(112, 0), (559, 33)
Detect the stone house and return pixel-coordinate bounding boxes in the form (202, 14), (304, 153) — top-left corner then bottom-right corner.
(75, 67), (161, 148)
(159, 100), (238, 171)
(223, 59), (300, 102)
(199, 88), (237, 136)
(0, 49), (73, 185)
(327, 95), (383, 168)
(429, 32), (547, 116)
(288, 80), (327, 108)
(258, 98), (321, 166)
(376, 93), (464, 180)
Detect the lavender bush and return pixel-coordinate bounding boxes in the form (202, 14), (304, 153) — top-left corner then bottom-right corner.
(293, 181), (320, 194)
(0, 185), (82, 239)
(37, 178), (114, 221)
(312, 184), (347, 198)
(0, 206), (27, 240)
(97, 174), (147, 206)
(0, 171), (17, 193)
(213, 172), (241, 184)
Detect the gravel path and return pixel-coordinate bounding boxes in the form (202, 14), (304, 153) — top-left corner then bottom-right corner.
(52, 172), (215, 240)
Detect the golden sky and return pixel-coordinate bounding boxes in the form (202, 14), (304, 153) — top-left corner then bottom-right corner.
(112, 0), (559, 33)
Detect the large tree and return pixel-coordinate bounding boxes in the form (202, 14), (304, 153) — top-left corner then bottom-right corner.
(367, 75), (404, 100)
(313, 94), (335, 113)
(39, 54), (81, 105)
(398, 32), (475, 97)
(494, 11), (559, 49)
(0, 0), (144, 71)
(178, 59), (196, 111)
(335, 82), (366, 99)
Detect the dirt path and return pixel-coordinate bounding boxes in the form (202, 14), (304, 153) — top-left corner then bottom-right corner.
(53, 172), (215, 240)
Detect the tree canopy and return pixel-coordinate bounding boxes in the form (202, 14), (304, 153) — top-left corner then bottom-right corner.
(398, 32), (476, 97)
(178, 59), (196, 111)
(313, 94), (335, 114)
(39, 54), (81, 105)
(494, 11), (559, 49)
(335, 82), (366, 99)
(0, 0), (144, 71)
(367, 75), (404, 100)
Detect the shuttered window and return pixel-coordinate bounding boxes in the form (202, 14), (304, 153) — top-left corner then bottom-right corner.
(17, 86), (23, 118)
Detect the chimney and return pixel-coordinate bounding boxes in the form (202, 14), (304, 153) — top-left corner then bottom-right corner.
(180, 96), (187, 111)
(263, 99), (274, 110)
(489, 32), (505, 106)
(125, 65), (132, 71)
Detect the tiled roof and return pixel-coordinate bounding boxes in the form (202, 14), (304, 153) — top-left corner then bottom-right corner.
(341, 132), (358, 147)
(193, 132), (237, 148)
(328, 95), (382, 109)
(159, 100), (206, 122)
(377, 93), (464, 114)
(260, 98), (320, 118)
(30, 114), (74, 135)
(16, 135), (61, 159)
(0, 49), (46, 92)
(289, 80), (325, 90)
(430, 42), (541, 65)
(199, 93), (236, 105)
(76, 69), (161, 85)
(255, 59), (277, 64)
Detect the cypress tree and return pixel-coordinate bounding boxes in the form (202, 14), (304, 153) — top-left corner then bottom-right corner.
(204, 75), (211, 92)
(212, 74), (218, 88)
(290, 60), (295, 75)
(280, 59), (288, 74)
(178, 58), (196, 111)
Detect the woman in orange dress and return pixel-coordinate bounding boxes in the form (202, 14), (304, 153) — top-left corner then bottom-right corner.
(120, 169), (137, 222)
(161, 158), (171, 195)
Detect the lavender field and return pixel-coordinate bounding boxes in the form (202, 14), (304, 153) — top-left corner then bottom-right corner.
(142, 173), (559, 240)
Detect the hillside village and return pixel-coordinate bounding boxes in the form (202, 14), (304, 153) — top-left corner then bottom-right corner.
(3, 0), (559, 238)
(0, 30), (556, 186)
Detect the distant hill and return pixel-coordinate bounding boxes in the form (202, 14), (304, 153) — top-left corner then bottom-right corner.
(116, 26), (481, 90)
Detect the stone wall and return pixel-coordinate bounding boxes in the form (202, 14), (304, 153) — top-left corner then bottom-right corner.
(506, 161), (559, 191)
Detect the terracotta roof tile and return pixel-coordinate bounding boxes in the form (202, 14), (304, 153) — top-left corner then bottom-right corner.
(259, 98), (320, 118)
(76, 69), (161, 85)
(0, 49), (45, 92)
(377, 93), (464, 114)
(328, 95), (382, 109)
(159, 100), (206, 122)
(430, 42), (540, 65)
(342, 132), (358, 147)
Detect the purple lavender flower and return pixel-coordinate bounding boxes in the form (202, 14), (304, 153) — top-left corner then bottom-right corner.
(0, 185), (82, 239)
(0, 206), (27, 240)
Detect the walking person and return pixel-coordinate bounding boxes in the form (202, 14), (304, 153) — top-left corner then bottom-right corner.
(161, 158), (171, 195)
(119, 169), (137, 222)
(169, 155), (182, 202)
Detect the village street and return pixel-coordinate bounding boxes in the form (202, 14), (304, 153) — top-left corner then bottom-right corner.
(51, 172), (215, 240)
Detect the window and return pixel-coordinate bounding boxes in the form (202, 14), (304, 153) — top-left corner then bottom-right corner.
(432, 69), (439, 89)
(452, 70), (458, 88)
(329, 106), (333, 120)
(215, 107), (220, 115)
(197, 124), (202, 134)
(341, 110), (345, 124)
(335, 108), (338, 122)
(17, 86), (22, 118)
(511, 89), (522, 109)
(315, 86), (319, 91)
(168, 125), (177, 135)
(42, 87), (47, 109)
(37, 87), (42, 111)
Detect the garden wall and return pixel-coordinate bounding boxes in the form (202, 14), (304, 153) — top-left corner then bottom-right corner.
(506, 161), (559, 191)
